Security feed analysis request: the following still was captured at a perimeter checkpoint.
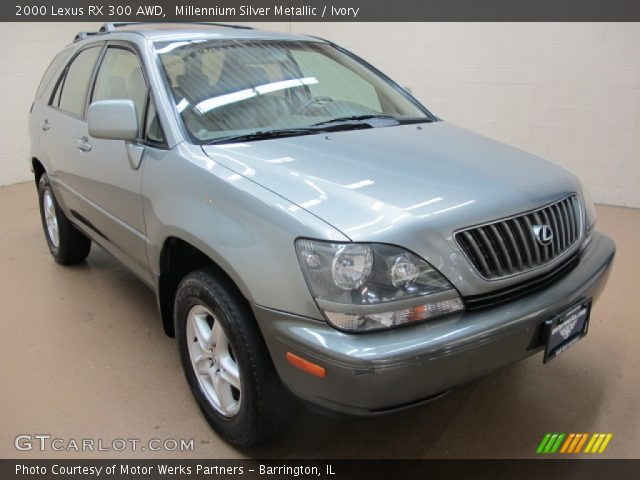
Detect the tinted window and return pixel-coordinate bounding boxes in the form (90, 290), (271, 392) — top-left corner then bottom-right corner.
(291, 49), (381, 111)
(157, 40), (430, 143)
(36, 49), (72, 99)
(145, 96), (164, 144)
(56, 46), (101, 117)
(92, 47), (147, 131)
(51, 75), (63, 108)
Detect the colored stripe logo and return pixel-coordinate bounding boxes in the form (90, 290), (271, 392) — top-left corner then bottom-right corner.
(537, 433), (612, 454)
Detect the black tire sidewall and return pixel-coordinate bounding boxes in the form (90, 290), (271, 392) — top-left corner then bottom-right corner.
(37, 174), (60, 257)
(175, 273), (263, 446)
(36, 173), (91, 264)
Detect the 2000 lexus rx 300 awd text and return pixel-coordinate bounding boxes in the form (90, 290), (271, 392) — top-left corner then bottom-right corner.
(28, 23), (616, 446)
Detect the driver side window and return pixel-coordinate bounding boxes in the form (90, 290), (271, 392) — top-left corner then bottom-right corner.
(290, 49), (381, 112)
(92, 47), (147, 135)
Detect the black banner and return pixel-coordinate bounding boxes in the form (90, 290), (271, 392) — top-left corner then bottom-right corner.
(3, 459), (640, 480)
(5, 0), (640, 22)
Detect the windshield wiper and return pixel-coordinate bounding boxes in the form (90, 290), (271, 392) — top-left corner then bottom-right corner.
(311, 114), (398, 127)
(312, 115), (435, 128)
(206, 128), (319, 145)
(206, 123), (372, 145)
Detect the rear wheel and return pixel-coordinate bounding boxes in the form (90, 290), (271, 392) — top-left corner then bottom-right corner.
(175, 269), (299, 446)
(38, 173), (91, 264)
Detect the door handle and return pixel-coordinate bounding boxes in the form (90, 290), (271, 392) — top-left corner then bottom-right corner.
(75, 137), (92, 152)
(41, 120), (50, 131)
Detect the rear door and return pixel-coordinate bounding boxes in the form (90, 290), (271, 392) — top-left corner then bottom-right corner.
(29, 47), (73, 158)
(72, 42), (153, 283)
(39, 44), (103, 216)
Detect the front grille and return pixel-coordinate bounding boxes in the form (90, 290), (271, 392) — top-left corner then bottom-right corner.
(463, 251), (581, 310)
(455, 195), (582, 280)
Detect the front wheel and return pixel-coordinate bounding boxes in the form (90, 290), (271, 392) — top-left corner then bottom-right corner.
(175, 269), (299, 446)
(37, 173), (91, 265)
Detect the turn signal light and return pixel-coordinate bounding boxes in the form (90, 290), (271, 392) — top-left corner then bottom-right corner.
(286, 352), (326, 378)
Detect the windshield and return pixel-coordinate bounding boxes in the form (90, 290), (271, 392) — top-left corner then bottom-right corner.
(156, 39), (434, 144)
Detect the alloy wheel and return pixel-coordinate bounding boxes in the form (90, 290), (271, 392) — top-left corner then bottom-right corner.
(186, 304), (241, 417)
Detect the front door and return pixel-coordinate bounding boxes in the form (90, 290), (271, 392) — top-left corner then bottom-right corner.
(73, 44), (151, 283)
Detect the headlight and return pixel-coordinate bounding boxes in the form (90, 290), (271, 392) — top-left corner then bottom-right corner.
(295, 239), (464, 332)
(580, 184), (597, 232)
(580, 184), (597, 250)
(331, 244), (373, 290)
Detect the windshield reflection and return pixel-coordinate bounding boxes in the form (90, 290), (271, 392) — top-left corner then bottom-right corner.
(195, 77), (318, 113)
(156, 39), (434, 143)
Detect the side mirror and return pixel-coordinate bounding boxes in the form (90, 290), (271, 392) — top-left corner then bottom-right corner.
(88, 99), (138, 141)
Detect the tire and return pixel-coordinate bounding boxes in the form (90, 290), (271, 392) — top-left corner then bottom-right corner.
(38, 173), (91, 265)
(175, 269), (299, 446)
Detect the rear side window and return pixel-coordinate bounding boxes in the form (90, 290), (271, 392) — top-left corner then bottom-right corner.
(52, 46), (101, 117)
(35, 49), (72, 99)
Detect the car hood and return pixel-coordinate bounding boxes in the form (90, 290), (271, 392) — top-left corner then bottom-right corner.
(202, 121), (579, 242)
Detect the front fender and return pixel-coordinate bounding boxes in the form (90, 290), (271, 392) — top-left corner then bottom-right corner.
(142, 143), (347, 320)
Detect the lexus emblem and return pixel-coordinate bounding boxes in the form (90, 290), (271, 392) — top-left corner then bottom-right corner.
(532, 224), (554, 246)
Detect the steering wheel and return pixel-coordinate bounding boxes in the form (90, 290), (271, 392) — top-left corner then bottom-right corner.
(294, 96), (334, 115)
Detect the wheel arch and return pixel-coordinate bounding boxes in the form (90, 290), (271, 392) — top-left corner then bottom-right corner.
(32, 157), (46, 184)
(156, 236), (254, 338)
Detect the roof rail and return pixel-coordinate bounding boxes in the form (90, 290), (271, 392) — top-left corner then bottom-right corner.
(75, 22), (254, 43)
(73, 31), (99, 42)
(98, 22), (254, 33)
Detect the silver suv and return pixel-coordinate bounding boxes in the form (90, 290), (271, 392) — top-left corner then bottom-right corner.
(29, 23), (615, 446)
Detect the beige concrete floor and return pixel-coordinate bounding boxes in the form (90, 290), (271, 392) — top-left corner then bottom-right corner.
(1, 181), (639, 459)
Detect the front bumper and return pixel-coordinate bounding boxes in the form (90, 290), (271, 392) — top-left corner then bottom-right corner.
(253, 232), (615, 416)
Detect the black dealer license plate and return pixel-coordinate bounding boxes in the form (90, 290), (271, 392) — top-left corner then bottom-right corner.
(543, 300), (591, 363)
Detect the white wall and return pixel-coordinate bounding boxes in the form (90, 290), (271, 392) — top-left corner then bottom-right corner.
(0, 23), (101, 186)
(1, 22), (638, 208)
(289, 23), (640, 208)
